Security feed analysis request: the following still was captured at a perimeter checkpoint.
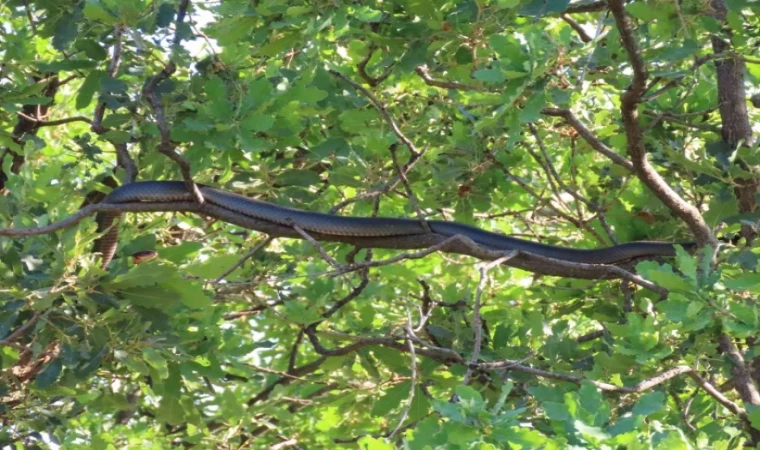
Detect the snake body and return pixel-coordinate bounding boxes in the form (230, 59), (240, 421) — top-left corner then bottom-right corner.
(94, 181), (694, 267)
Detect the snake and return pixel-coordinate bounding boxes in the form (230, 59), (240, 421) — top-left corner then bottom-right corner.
(93, 181), (695, 268)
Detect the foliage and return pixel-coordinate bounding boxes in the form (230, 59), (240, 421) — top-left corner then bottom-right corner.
(0, 0), (759, 448)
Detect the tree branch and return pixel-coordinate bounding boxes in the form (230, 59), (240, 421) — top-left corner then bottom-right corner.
(607, 0), (717, 248)
(541, 108), (634, 171)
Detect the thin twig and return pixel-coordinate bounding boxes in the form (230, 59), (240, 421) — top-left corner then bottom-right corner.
(22, 0), (37, 31)
(0, 311), (41, 347)
(329, 145), (427, 214)
(288, 330), (305, 372)
(290, 223), (343, 271)
(388, 310), (419, 440)
(463, 252), (518, 384)
(476, 360), (746, 419)
(561, 15), (592, 43)
(488, 153), (607, 243)
(389, 144), (430, 231)
(223, 300), (284, 320)
(213, 236), (274, 283)
(329, 69), (419, 157)
(528, 123), (617, 244)
(414, 65), (486, 91)
(643, 110), (722, 134)
(541, 108), (634, 171)
(92, 25), (124, 133)
(576, 329), (606, 343)
(16, 112), (91, 127)
(357, 45), (394, 87)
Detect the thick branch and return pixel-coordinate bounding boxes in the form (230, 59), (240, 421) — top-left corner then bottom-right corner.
(607, 0), (716, 248)
(718, 334), (760, 406)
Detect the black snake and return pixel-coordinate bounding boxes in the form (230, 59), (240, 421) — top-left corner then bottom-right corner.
(92, 181), (694, 268)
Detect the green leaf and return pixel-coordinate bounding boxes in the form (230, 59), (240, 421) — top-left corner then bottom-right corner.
(158, 242), (203, 264)
(632, 391), (665, 416)
(316, 407), (341, 431)
(498, 0), (520, 8)
(496, 427), (548, 447)
(205, 76), (227, 100)
(371, 381), (410, 416)
(100, 77), (128, 95)
(578, 382), (604, 418)
(156, 3), (176, 28)
(162, 279), (213, 309)
(724, 273), (760, 291)
(372, 347), (411, 375)
(626, 2), (658, 20)
(749, 407), (760, 431)
(313, 138), (350, 158)
(84, 0), (118, 23)
(53, 14), (79, 51)
(108, 263), (176, 290)
(260, 32), (301, 57)
(157, 396), (184, 425)
(675, 246), (697, 282)
(35, 359), (63, 389)
(246, 78), (274, 106)
(519, 91), (546, 123)
(119, 286), (181, 310)
(75, 39), (108, 60)
(357, 436), (394, 450)
(574, 420), (610, 441)
(241, 113), (275, 133)
(281, 300), (321, 324)
(76, 70), (105, 109)
(185, 255), (246, 279)
(704, 189), (739, 227)
(274, 169), (321, 187)
(543, 401), (571, 421)
(37, 60), (97, 72)
(221, 388), (245, 419)
(455, 385), (485, 410)
(473, 68), (506, 84)
(101, 130), (131, 144)
(520, 0), (571, 16)
(644, 270), (694, 293)
(141, 348), (169, 379)
(294, 86), (327, 104)
(100, 113), (132, 128)
(354, 7), (384, 22)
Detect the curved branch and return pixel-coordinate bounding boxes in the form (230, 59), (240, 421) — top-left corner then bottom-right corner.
(608, 0), (717, 248)
(478, 360), (746, 419)
(541, 108), (634, 172)
(300, 324), (746, 421)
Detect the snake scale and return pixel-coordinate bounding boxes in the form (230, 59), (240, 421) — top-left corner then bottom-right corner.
(93, 181), (694, 268)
